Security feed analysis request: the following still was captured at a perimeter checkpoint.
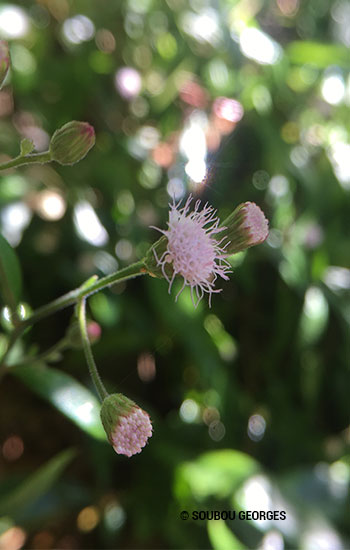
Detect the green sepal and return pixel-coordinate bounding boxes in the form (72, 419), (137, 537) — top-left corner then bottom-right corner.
(20, 138), (35, 156)
(143, 235), (169, 278)
(100, 393), (136, 441)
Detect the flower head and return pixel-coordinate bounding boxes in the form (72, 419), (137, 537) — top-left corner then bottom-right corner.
(100, 393), (152, 458)
(150, 195), (232, 307)
(220, 201), (269, 255)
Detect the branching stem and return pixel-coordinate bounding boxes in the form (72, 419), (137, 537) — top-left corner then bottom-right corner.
(0, 260), (146, 370)
(0, 151), (52, 171)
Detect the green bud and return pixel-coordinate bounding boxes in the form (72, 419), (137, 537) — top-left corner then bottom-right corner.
(50, 121), (95, 165)
(0, 41), (10, 90)
(219, 202), (269, 255)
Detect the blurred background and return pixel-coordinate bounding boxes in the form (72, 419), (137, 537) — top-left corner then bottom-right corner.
(0, 0), (350, 548)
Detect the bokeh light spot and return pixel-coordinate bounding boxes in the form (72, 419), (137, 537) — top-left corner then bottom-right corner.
(0, 5), (29, 38)
(74, 201), (109, 247)
(104, 502), (126, 532)
(209, 420), (225, 441)
(95, 28), (116, 52)
(115, 67), (142, 100)
(137, 352), (156, 382)
(115, 239), (133, 261)
(62, 15), (95, 45)
(239, 28), (282, 65)
(179, 399), (200, 423)
(247, 414), (266, 442)
(35, 190), (66, 221)
(2, 435), (24, 461)
(77, 506), (100, 533)
(321, 72), (345, 105)
(0, 527), (26, 550)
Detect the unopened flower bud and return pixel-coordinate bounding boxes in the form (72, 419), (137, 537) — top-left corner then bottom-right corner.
(49, 121), (95, 165)
(0, 41), (10, 90)
(100, 393), (152, 457)
(219, 202), (269, 255)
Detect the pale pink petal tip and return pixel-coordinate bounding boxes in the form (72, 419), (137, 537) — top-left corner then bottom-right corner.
(111, 407), (153, 458)
(242, 202), (269, 245)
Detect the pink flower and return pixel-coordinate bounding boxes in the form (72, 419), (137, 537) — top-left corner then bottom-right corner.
(100, 393), (152, 458)
(152, 195), (232, 307)
(110, 407), (152, 458)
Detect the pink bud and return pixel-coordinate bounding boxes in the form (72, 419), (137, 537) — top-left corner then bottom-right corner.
(241, 202), (269, 246)
(219, 201), (269, 255)
(100, 394), (152, 457)
(50, 121), (95, 165)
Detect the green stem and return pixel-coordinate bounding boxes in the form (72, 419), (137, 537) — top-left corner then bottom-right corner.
(0, 151), (52, 171)
(0, 260), (146, 369)
(12, 337), (69, 367)
(77, 297), (108, 402)
(21, 260), (145, 329)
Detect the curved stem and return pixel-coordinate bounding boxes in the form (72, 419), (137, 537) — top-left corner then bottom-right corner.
(77, 297), (108, 402)
(21, 260), (145, 329)
(0, 151), (52, 171)
(0, 260), (146, 370)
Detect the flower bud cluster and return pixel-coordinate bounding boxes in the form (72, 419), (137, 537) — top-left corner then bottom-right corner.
(100, 393), (152, 457)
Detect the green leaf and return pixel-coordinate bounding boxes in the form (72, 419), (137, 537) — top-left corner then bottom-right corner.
(11, 363), (106, 441)
(20, 138), (35, 156)
(175, 450), (259, 501)
(207, 519), (247, 550)
(286, 41), (350, 68)
(0, 233), (22, 307)
(0, 448), (75, 517)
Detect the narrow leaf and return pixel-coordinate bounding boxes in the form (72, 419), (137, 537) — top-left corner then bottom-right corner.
(0, 233), (22, 307)
(11, 363), (106, 441)
(0, 448), (75, 516)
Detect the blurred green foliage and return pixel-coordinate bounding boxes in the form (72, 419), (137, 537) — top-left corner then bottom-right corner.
(0, 0), (350, 548)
